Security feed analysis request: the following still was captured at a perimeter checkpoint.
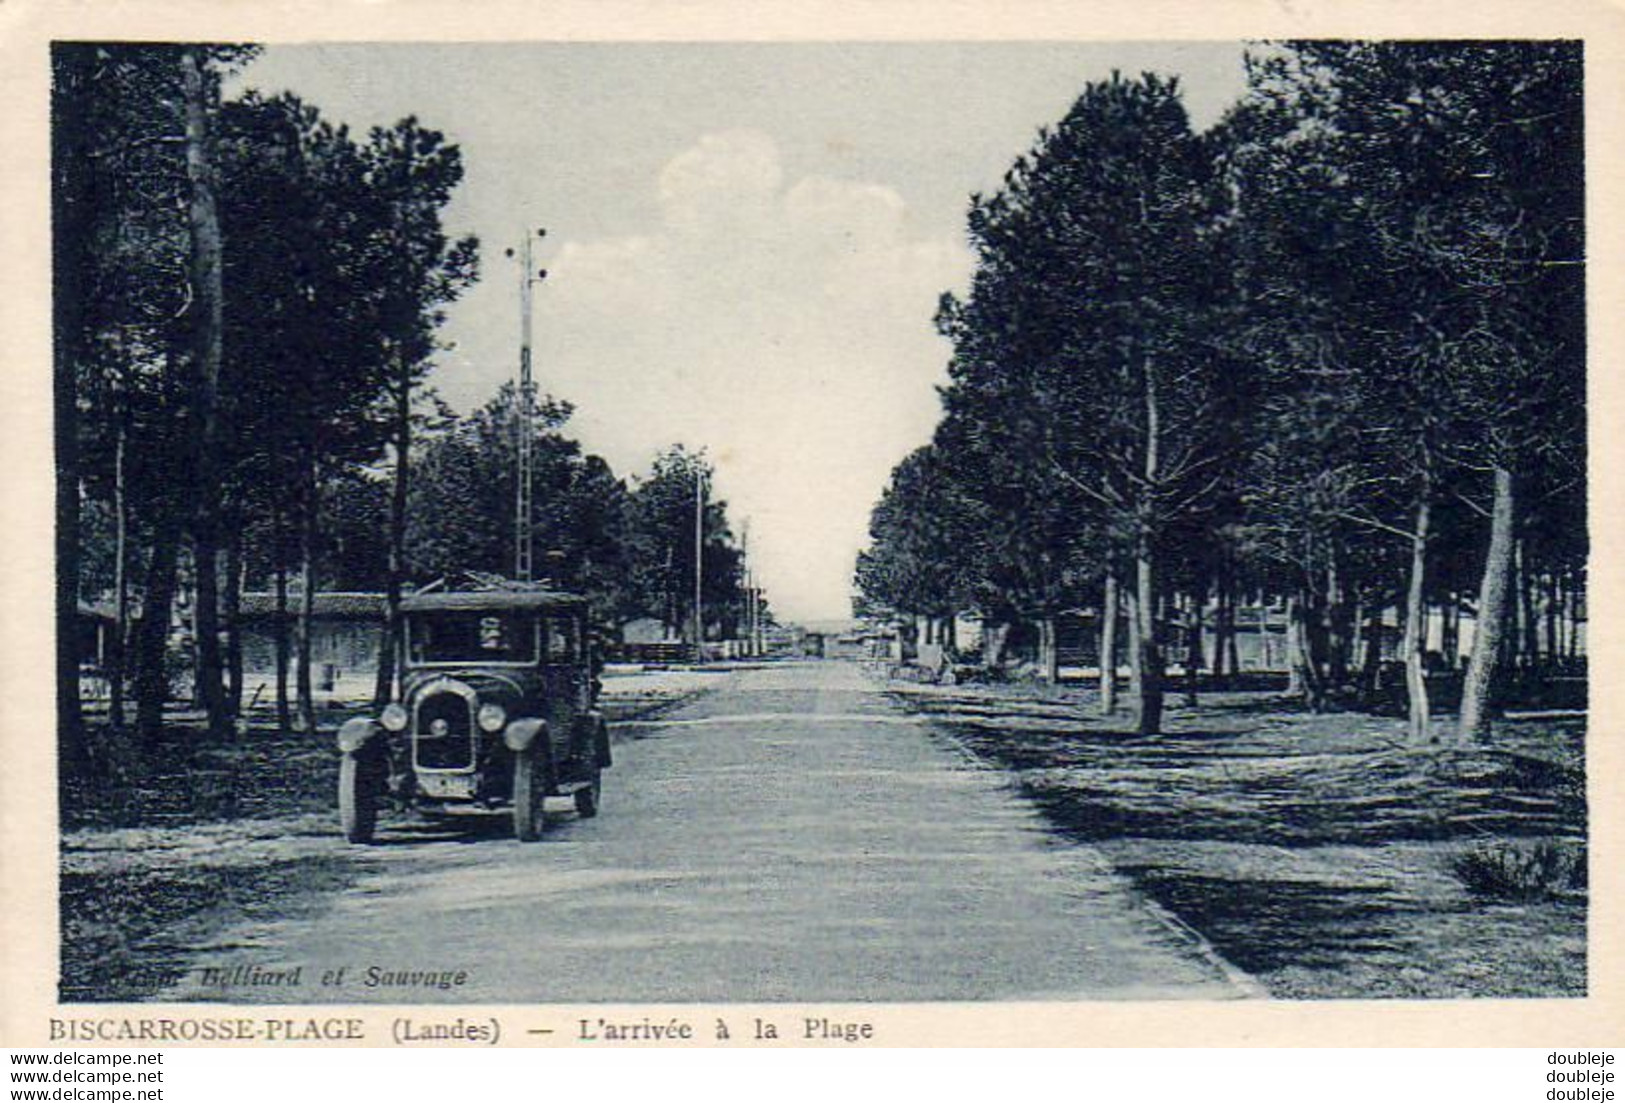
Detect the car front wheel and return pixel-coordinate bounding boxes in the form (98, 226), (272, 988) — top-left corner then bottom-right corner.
(339, 753), (378, 844)
(513, 745), (550, 842)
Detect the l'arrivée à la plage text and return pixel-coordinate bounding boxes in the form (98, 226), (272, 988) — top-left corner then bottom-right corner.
(578, 1016), (874, 1043)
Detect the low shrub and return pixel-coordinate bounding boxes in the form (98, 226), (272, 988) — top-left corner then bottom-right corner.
(944, 664), (1009, 685)
(1451, 839), (1586, 902)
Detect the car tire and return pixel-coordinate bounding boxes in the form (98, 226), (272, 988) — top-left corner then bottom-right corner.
(513, 745), (550, 842)
(339, 753), (378, 845)
(575, 771), (601, 818)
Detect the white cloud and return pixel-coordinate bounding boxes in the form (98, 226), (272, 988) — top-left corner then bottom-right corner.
(785, 175), (907, 250)
(658, 129), (783, 238)
(538, 129), (972, 622)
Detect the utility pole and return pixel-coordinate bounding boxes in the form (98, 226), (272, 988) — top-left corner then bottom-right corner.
(741, 519), (753, 658)
(692, 466), (705, 662)
(753, 579), (764, 656)
(509, 229), (547, 581)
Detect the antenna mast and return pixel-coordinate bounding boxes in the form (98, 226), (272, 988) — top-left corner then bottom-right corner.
(692, 464), (704, 661)
(513, 229), (547, 581)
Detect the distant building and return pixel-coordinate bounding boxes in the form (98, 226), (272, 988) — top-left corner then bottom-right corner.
(898, 601), (1573, 678)
(619, 616), (675, 645)
(238, 592), (387, 704)
(817, 625), (895, 662)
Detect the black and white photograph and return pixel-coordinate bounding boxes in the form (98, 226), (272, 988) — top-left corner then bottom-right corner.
(26, 18), (1604, 1031)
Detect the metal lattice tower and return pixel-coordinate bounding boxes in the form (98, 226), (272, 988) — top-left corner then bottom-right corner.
(514, 230), (545, 582)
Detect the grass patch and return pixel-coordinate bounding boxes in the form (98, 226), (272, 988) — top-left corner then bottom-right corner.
(62, 714), (353, 832)
(60, 856), (362, 1003)
(889, 678), (1586, 998)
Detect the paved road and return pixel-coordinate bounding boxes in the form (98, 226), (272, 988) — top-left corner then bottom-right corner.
(168, 661), (1248, 1002)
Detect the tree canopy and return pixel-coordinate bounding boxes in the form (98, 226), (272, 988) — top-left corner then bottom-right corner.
(856, 43), (1585, 741)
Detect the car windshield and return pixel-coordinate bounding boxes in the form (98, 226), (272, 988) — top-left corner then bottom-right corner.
(408, 611), (538, 664)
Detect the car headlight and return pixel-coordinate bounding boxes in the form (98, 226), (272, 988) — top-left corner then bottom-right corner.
(477, 702), (507, 733)
(380, 703), (409, 732)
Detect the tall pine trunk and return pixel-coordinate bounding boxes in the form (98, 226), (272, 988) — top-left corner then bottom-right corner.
(1566, 567), (1580, 661)
(1184, 587), (1204, 707)
(53, 47), (91, 770)
(1133, 360), (1163, 737)
(1212, 575), (1233, 681)
(1296, 581), (1330, 713)
(181, 46), (228, 737)
(1284, 594), (1306, 699)
(1226, 593), (1241, 677)
(109, 417), (129, 731)
(134, 508), (184, 745)
(223, 519), (243, 719)
(1518, 539), (1539, 683)
(1133, 541), (1162, 735)
(1099, 572), (1119, 715)
(295, 456), (317, 733)
(1544, 572), (1560, 671)
(983, 619), (1010, 669)
(1124, 583), (1141, 704)
(1403, 495), (1433, 744)
(1326, 560), (1350, 689)
(1037, 615), (1059, 685)
(273, 549), (292, 733)
(1358, 601), (1384, 704)
(1459, 466), (1515, 743)
(1441, 591), (1459, 671)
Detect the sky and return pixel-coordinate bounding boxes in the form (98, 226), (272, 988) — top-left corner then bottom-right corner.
(230, 42), (1249, 623)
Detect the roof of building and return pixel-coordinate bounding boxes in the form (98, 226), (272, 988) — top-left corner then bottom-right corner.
(238, 592), (388, 619)
(401, 589), (586, 614)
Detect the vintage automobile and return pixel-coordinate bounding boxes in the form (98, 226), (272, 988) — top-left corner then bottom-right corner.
(336, 584), (611, 843)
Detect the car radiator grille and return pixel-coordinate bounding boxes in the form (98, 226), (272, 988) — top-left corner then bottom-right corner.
(414, 690), (475, 770)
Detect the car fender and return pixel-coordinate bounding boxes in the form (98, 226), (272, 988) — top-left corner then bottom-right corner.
(503, 716), (548, 753)
(336, 717), (385, 755)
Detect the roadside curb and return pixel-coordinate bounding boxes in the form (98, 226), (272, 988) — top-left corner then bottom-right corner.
(1132, 892), (1268, 1000)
